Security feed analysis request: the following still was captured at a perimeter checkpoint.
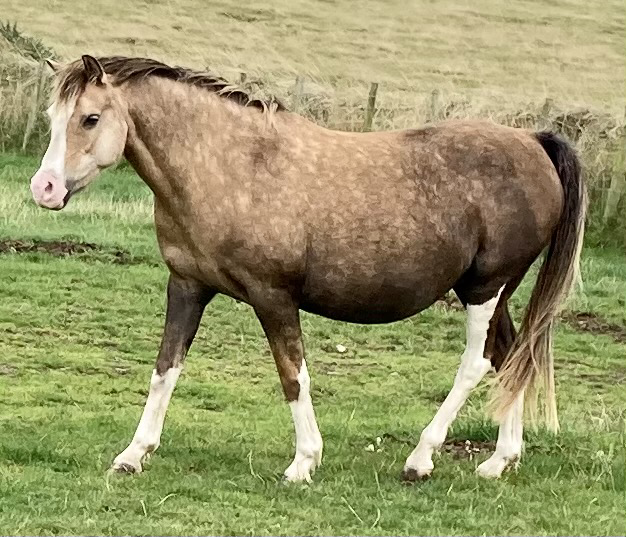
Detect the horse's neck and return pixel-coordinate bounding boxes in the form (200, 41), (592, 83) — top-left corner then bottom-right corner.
(122, 78), (268, 207)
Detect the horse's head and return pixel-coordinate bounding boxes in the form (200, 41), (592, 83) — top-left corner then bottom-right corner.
(30, 55), (128, 210)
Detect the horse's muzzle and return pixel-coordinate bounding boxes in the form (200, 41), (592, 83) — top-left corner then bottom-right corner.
(30, 170), (69, 210)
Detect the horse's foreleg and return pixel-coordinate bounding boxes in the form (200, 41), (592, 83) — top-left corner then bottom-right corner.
(255, 296), (323, 483)
(402, 287), (503, 481)
(111, 276), (214, 474)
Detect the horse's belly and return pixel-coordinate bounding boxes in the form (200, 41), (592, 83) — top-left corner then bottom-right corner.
(300, 292), (431, 323)
(299, 266), (461, 324)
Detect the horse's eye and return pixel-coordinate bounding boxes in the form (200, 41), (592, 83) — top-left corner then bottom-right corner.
(83, 114), (100, 129)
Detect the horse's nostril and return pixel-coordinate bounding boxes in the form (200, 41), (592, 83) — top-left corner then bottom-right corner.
(44, 182), (53, 193)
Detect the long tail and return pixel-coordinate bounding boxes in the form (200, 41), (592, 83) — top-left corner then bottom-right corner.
(491, 131), (587, 431)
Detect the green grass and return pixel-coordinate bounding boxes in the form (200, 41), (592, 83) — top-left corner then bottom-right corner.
(0, 154), (625, 535)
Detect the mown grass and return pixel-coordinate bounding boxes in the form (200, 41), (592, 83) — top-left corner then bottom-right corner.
(0, 154), (625, 536)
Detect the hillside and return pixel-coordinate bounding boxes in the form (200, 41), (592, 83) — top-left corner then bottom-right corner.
(3, 0), (625, 115)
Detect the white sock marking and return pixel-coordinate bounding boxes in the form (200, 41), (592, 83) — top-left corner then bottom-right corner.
(404, 287), (503, 477)
(476, 390), (524, 478)
(112, 367), (181, 472)
(283, 359), (323, 483)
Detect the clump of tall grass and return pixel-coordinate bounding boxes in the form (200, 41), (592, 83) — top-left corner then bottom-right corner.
(0, 22), (55, 153)
(0, 21), (58, 62)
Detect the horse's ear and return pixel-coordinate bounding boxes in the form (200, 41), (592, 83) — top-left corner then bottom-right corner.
(45, 59), (60, 73)
(82, 55), (104, 84)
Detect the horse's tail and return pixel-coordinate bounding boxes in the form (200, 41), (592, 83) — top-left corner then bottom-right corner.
(491, 131), (587, 431)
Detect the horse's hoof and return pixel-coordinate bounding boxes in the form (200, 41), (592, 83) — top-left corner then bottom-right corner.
(283, 467), (313, 484)
(401, 467), (431, 483)
(475, 458), (506, 479)
(111, 461), (141, 474)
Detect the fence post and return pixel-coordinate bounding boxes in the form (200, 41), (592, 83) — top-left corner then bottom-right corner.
(22, 60), (46, 151)
(239, 72), (247, 85)
(429, 89), (440, 122)
(362, 82), (378, 132)
(603, 142), (625, 222)
(539, 97), (554, 129)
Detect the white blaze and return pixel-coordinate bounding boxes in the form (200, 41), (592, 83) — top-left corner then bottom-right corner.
(40, 100), (75, 177)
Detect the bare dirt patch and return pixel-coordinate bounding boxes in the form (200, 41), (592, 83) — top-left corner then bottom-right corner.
(0, 239), (151, 265)
(380, 432), (494, 460)
(442, 439), (495, 460)
(560, 311), (626, 343)
(436, 292), (626, 343)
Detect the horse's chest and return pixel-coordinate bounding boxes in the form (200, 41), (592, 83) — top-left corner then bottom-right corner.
(154, 216), (267, 301)
(154, 210), (214, 281)
(157, 238), (202, 280)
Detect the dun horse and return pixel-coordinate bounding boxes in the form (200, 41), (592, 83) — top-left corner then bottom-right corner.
(30, 56), (586, 483)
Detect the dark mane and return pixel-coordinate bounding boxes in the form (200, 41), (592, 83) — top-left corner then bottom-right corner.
(55, 56), (286, 111)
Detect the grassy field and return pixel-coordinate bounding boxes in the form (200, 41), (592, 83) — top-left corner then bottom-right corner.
(0, 1), (625, 534)
(0, 153), (625, 536)
(3, 0), (625, 113)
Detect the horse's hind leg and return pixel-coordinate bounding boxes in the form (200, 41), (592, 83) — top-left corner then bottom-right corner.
(254, 293), (323, 483)
(111, 276), (214, 473)
(402, 284), (504, 481)
(476, 388), (524, 478)
(476, 298), (525, 478)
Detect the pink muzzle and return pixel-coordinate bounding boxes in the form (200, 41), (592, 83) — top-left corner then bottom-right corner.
(30, 170), (69, 210)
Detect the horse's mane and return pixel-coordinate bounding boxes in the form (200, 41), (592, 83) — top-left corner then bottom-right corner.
(54, 56), (286, 112)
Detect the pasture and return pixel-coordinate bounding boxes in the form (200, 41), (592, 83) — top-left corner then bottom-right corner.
(0, 156), (624, 535)
(0, 0), (625, 534)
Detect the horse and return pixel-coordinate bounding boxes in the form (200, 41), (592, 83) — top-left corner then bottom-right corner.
(29, 55), (586, 483)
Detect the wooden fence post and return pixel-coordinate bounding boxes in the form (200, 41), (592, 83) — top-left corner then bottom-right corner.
(362, 82), (378, 132)
(539, 97), (554, 129)
(603, 142), (625, 222)
(429, 89), (440, 122)
(22, 60), (46, 151)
